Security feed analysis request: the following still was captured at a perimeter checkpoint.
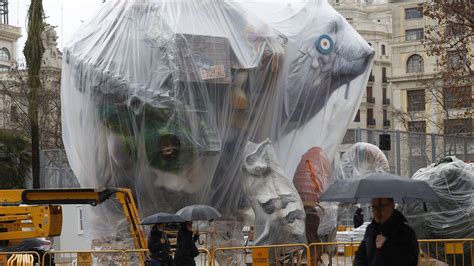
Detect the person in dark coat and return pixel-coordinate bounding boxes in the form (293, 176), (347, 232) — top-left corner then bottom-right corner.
(174, 221), (200, 266)
(354, 198), (419, 266)
(353, 208), (364, 229)
(148, 224), (173, 266)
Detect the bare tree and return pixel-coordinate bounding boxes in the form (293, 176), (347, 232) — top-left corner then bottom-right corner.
(393, 1), (473, 136)
(422, 0), (473, 135)
(0, 68), (62, 150)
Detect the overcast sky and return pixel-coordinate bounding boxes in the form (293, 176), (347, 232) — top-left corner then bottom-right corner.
(9, 0), (104, 61)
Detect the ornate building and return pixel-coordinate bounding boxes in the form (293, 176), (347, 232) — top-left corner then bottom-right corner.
(0, 21), (62, 149)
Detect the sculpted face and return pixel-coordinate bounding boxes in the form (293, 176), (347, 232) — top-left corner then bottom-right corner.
(241, 139), (273, 177)
(285, 7), (374, 124)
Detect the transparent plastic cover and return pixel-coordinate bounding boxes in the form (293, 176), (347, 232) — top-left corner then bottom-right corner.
(61, 0), (374, 240)
(403, 157), (473, 239)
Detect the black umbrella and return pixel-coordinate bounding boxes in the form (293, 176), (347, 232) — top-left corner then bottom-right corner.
(141, 212), (185, 225)
(320, 172), (438, 204)
(176, 205), (221, 245)
(175, 205), (222, 221)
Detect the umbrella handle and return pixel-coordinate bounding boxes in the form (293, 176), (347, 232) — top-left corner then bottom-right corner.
(195, 225), (204, 245)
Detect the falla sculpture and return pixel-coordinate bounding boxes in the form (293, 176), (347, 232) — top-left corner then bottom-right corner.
(61, 0), (374, 245)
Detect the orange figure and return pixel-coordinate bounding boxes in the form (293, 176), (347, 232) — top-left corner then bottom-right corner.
(293, 147), (332, 204)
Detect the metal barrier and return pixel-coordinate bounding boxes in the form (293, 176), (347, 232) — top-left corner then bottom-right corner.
(0, 252), (40, 266)
(122, 249), (149, 266)
(307, 239), (473, 266)
(3, 238), (471, 265)
(308, 242), (360, 266)
(196, 248), (211, 266)
(418, 238), (473, 266)
(212, 243), (309, 266)
(42, 250), (124, 265)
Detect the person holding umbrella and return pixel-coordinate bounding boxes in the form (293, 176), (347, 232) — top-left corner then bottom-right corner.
(174, 205), (222, 266)
(353, 198), (418, 266)
(148, 223), (173, 266)
(174, 221), (200, 266)
(320, 172), (438, 266)
(141, 212), (185, 266)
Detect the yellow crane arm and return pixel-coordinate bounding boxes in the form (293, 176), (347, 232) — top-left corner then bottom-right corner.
(0, 188), (148, 265)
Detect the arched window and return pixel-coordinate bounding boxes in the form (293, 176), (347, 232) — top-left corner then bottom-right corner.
(0, 48), (10, 61)
(407, 54), (424, 73)
(381, 44), (386, 55)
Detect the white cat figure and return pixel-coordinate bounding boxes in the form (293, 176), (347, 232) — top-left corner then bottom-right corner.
(241, 139), (307, 246)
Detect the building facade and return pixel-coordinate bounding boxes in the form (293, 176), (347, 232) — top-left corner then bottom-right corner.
(329, 0), (393, 162)
(330, 0), (474, 177)
(390, 0), (473, 136)
(0, 24), (62, 148)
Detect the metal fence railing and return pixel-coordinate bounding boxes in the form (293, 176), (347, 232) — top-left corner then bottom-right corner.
(41, 129), (474, 186)
(341, 128), (474, 177)
(2, 239), (472, 265)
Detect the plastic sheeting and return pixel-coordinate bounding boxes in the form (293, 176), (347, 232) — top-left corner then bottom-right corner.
(293, 147), (332, 204)
(61, 0), (373, 240)
(335, 142), (389, 179)
(402, 157), (473, 265)
(292, 147), (336, 244)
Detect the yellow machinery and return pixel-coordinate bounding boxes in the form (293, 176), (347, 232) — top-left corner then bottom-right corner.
(0, 188), (148, 265)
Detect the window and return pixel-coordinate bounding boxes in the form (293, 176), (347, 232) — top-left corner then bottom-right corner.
(77, 206), (84, 235)
(447, 50), (466, 70)
(367, 86), (374, 103)
(444, 87), (471, 109)
(407, 90), (425, 111)
(406, 54), (424, 73)
(445, 23), (464, 38)
(383, 87), (387, 100)
(369, 70), (374, 81)
(406, 28), (424, 41)
(354, 110), (360, 122)
(408, 121), (426, 133)
(382, 67), (387, 83)
(408, 121), (426, 148)
(381, 44), (386, 55)
(0, 65), (9, 72)
(342, 129), (356, 144)
(383, 109), (387, 121)
(405, 7), (423, 20)
(367, 108), (375, 125)
(444, 118), (473, 135)
(10, 105), (18, 122)
(0, 48), (10, 61)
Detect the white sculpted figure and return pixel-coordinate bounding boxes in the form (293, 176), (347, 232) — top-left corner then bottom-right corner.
(241, 139), (306, 245)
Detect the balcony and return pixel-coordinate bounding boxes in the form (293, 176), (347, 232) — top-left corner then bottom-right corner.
(368, 75), (375, 82)
(383, 120), (391, 127)
(367, 97), (375, 104)
(382, 76), (388, 83)
(367, 118), (376, 126)
(383, 98), (390, 105)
